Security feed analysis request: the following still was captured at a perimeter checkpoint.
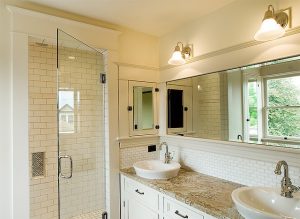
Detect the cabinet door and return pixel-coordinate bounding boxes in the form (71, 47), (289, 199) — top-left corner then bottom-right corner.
(128, 81), (158, 136)
(126, 196), (158, 219)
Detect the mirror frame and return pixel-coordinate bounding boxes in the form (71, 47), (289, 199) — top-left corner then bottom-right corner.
(128, 81), (158, 136)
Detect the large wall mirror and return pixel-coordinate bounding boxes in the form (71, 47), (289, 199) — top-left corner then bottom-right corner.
(167, 56), (300, 149)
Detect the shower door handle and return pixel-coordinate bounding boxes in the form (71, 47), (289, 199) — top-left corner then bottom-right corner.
(59, 155), (73, 179)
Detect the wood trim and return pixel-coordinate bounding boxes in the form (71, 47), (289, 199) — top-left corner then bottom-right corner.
(118, 136), (160, 148)
(6, 0), (120, 31)
(115, 62), (159, 70)
(160, 26), (300, 71)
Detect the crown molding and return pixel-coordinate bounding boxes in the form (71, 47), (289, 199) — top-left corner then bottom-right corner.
(6, 0), (120, 31)
(115, 62), (159, 71)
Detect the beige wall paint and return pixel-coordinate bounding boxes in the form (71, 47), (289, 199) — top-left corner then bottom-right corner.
(118, 28), (159, 67)
(159, 0), (300, 67)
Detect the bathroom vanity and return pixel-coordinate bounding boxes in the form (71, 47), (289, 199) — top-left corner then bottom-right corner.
(120, 168), (244, 219)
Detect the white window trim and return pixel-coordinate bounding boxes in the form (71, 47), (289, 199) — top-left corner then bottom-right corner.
(242, 69), (263, 143)
(262, 72), (300, 141)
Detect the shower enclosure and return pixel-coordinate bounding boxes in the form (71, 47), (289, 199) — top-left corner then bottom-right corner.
(57, 30), (106, 219)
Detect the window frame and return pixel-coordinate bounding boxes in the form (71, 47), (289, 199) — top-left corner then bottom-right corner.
(58, 88), (77, 134)
(242, 69), (263, 143)
(262, 72), (300, 141)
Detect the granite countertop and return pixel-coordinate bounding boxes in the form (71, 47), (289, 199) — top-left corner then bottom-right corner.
(120, 168), (244, 219)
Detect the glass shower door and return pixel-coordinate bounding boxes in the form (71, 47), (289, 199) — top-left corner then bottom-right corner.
(57, 29), (106, 219)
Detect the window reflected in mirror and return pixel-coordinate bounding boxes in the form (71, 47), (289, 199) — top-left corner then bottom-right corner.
(166, 56), (300, 149)
(265, 75), (300, 138)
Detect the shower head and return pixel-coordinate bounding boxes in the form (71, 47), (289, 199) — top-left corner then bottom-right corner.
(35, 39), (48, 47)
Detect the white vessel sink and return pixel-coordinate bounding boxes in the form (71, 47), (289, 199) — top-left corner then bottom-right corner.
(232, 186), (300, 219)
(133, 160), (181, 179)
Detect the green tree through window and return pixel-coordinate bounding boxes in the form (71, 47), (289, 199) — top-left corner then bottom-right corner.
(266, 76), (300, 138)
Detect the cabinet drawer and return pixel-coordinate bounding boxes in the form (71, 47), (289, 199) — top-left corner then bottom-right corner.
(164, 198), (204, 219)
(125, 178), (159, 211)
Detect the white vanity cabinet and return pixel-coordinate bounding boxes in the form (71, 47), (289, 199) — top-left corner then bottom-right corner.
(122, 176), (159, 219)
(121, 175), (217, 219)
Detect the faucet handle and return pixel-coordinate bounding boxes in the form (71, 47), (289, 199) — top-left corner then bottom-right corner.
(164, 152), (173, 164)
(169, 152), (173, 161)
(290, 185), (300, 193)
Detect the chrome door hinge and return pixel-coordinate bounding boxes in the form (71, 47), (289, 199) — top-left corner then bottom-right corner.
(102, 211), (108, 219)
(123, 201), (125, 207)
(100, 73), (106, 84)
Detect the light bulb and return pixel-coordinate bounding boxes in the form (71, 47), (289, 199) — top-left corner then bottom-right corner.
(168, 51), (185, 65)
(254, 18), (285, 41)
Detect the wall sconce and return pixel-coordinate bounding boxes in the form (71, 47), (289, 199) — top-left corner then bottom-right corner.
(168, 42), (193, 65)
(254, 5), (291, 41)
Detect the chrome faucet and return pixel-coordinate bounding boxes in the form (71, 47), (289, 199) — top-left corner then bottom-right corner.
(274, 160), (299, 198)
(159, 142), (172, 164)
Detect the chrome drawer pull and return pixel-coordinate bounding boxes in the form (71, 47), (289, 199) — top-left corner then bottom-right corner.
(135, 189), (144, 195)
(175, 210), (188, 218)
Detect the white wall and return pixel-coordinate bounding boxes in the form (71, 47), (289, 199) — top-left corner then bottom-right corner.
(227, 70), (243, 141)
(0, 1), (12, 218)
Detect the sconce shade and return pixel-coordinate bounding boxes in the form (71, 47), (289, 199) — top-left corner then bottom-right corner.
(168, 50), (186, 65)
(254, 18), (285, 41)
(168, 43), (193, 65)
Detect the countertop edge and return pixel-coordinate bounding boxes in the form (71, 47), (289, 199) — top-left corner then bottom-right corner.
(120, 168), (244, 219)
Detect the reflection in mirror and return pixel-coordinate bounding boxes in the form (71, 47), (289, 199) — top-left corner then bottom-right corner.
(168, 89), (183, 129)
(59, 90), (75, 133)
(133, 86), (154, 130)
(167, 56), (300, 149)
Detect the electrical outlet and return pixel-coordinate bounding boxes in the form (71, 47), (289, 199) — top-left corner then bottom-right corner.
(148, 145), (156, 152)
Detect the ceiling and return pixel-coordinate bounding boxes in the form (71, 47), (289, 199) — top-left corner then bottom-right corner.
(25, 0), (236, 36)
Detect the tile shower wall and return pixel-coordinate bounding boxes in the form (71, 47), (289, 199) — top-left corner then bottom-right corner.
(29, 38), (106, 219)
(29, 40), (58, 219)
(193, 73), (228, 140)
(161, 136), (300, 187)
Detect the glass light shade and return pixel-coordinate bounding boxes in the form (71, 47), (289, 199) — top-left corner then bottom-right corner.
(168, 51), (186, 65)
(254, 18), (285, 41)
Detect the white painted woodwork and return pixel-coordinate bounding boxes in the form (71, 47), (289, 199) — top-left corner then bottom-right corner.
(128, 81), (158, 136)
(125, 177), (159, 211)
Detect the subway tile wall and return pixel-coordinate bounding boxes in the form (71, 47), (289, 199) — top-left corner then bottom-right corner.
(193, 72), (228, 140)
(28, 37), (107, 219)
(162, 136), (300, 187)
(120, 146), (159, 169)
(29, 40), (58, 219)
